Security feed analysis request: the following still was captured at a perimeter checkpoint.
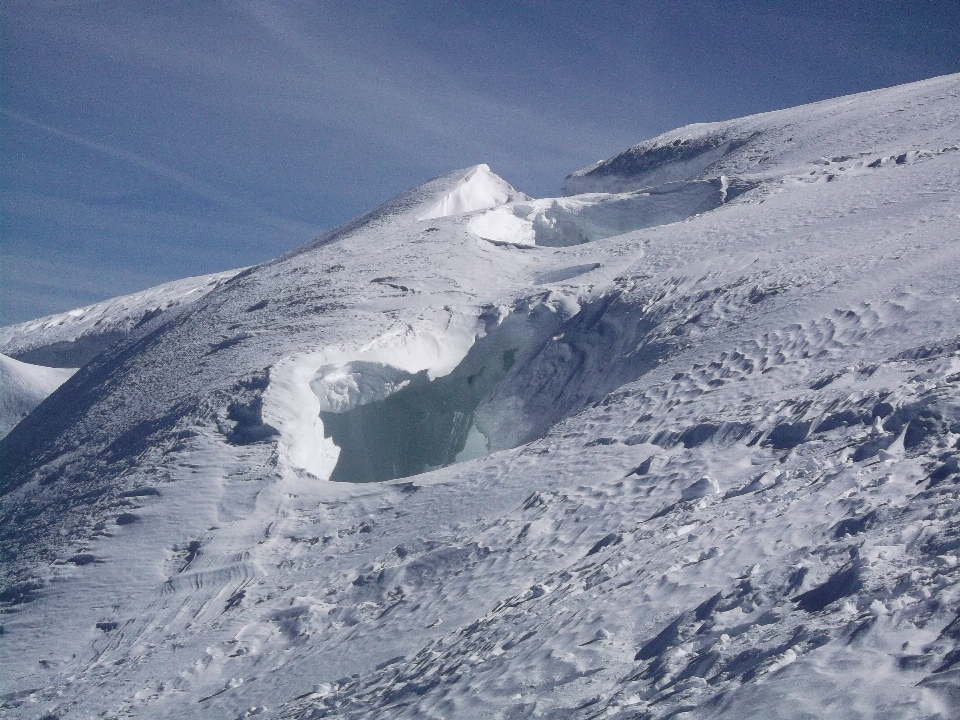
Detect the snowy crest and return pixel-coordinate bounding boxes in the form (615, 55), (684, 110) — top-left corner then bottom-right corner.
(417, 164), (529, 220)
(4, 73), (960, 720)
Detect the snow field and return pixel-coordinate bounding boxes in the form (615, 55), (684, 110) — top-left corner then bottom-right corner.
(1, 74), (960, 719)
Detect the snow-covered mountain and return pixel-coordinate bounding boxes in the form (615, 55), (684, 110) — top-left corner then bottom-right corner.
(2, 74), (960, 720)
(0, 269), (243, 368)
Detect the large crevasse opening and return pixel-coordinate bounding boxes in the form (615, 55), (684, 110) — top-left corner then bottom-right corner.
(314, 299), (573, 483)
(319, 351), (513, 482)
(314, 283), (676, 483)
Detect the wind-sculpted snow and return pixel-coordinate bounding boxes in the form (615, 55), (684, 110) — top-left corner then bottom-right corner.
(467, 179), (757, 248)
(2, 75), (960, 719)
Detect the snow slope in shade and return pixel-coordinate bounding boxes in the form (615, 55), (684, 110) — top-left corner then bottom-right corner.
(1, 73), (960, 720)
(0, 268), (244, 367)
(0, 354), (75, 439)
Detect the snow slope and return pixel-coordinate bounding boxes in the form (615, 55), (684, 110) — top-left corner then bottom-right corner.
(0, 354), (75, 439)
(0, 268), (244, 367)
(2, 74), (960, 720)
(564, 74), (960, 196)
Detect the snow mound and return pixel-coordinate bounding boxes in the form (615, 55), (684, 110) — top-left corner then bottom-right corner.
(681, 474), (721, 500)
(0, 353), (75, 439)
(564, 73), (960, 196)
(417, 164), (529, 220)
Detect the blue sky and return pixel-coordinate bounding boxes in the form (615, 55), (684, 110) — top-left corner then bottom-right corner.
(2, 0), (958, 324)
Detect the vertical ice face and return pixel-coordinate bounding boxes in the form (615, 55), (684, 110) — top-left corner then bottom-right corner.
(320, 364), (498, 483)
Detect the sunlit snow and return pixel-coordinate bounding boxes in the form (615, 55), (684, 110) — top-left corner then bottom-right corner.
(2, 74), (960, 720)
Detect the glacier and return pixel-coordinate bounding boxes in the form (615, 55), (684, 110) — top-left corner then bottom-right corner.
(1, 74), (960, 719)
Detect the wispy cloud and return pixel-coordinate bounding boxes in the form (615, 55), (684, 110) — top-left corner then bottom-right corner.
(3, 108), (236, 205)
(2, 107), (320, 238)
(23, 1), (620, 184)
(236, 1), (618, 160)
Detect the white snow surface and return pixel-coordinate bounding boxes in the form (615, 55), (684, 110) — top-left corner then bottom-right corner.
(564, 74), (960, 196)
(0, 354), (75, 439)
(2, 74), (960, 720)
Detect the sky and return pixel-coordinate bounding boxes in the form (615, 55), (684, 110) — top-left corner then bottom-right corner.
(2, 1), (959, 325)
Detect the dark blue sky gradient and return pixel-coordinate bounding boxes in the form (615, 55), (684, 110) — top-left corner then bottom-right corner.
(2, 0), (958, 323)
